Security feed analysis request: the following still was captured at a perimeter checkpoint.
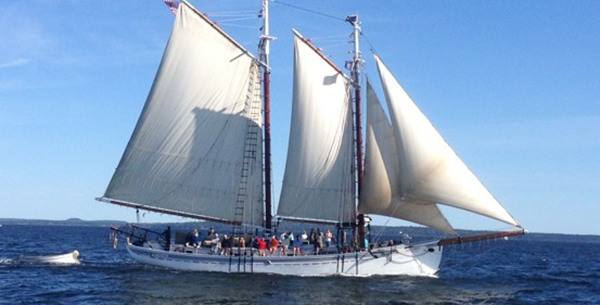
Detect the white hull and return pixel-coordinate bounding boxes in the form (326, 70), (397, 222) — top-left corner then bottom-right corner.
(126, 242), (442, 277)
(19, 250), (80, 264)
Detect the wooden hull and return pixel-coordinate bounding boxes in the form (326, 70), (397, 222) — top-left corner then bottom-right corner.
(126, 242), (442, 277)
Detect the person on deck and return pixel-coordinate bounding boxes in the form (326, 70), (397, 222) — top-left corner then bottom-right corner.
(301, 230), (308, 240)
(201, 226), (218, 247)
(280, 233), (290, 256)
(207, 227), (216, 239)
(292, 234), (304, 256)
(220, 234), (232, 255)
(324, 228), (333, 248)
(185, 229), (200, 248)
(210, 233), (221, 254)
(310, 229), (319, 255)
(316, 229), (324, 254)
(162, 226), (172, 251)
(257, 237), (267, 256)
(269, 236), (280, 255)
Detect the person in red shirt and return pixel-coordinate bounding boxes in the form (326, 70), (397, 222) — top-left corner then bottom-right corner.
(257, 238), (267, 256)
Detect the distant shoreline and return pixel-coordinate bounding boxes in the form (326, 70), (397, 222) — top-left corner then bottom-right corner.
(0, 218), (126, 227)
(1, 218), (598, 244)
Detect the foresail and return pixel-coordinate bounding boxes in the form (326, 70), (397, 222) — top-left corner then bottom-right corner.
(277, 31), (355, 224)
(359, 81), (455, 234)
(373, 54), (520, 228)
(102, 1), (263, 226)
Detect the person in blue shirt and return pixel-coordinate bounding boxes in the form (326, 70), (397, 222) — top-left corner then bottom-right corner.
(185, 229), (200, 248)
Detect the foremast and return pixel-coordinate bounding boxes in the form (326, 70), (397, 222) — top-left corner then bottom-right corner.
(347, 14), (367, 249)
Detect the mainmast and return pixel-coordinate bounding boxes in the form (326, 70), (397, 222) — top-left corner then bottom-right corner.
(259, 0), (276, 232)
(347, 14), (366, 248)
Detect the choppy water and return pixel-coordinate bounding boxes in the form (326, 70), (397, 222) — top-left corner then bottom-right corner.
(1, 225), (598, 304)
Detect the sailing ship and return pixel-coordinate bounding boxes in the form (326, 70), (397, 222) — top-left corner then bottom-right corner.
(98, 0), (524, 276)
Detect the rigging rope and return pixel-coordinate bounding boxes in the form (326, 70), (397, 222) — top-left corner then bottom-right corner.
(215, 17), (257, 23)
(272, 0), (346, 22)
(360, 31), (377, 54)
(206, 10), (257, 16)
(204, 10), (260, 32)
(310, 34), (349, 40)
(217, 24), (259, 30)
(271, 0), (381, 58)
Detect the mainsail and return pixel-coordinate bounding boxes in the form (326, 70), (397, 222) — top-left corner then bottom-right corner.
(277, 31), (355, 224)
(101, 1), (264, 225)
(360, 54), (520, 230)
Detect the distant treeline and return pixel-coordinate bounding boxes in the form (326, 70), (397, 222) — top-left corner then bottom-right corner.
(1, 218), (598, 244)
(0, 218), (126, 227)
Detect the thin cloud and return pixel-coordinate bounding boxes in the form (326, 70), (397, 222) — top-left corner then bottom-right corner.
(0, 58), (33, 69)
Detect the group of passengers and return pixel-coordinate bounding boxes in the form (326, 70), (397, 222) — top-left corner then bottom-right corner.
(182, 227), (336, 256)
(184, 227), (234, 255)
(279, 228), (334, 256)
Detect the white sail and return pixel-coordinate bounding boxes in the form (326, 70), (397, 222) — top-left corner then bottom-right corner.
(373, 54), (520, 228)
(277, 31), (355, 223)
(102, 1), (263, 225)
(359, 81), (455, 234)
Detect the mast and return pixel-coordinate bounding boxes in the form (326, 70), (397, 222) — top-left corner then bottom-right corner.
(260, 0), (275, 232)
(347, 14), (366, 248)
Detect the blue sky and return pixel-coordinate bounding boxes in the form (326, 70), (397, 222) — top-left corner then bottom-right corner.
(1, 0), (598, 235)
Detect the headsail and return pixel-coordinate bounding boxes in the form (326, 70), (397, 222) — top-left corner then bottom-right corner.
(359, 81), (455, 234)
(277, 31), (355, 224)
(100, 1), (264, 226)
(369, 54), (520, 228)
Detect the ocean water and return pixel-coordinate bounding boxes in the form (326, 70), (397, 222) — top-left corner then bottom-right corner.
(1, 225), (598, 305)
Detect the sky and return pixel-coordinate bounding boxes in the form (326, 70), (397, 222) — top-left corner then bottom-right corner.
(1, 0), (598, 235)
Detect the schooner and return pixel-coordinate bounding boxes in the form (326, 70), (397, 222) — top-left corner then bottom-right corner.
(98, 0), (524, 277)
